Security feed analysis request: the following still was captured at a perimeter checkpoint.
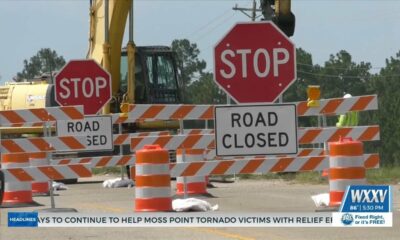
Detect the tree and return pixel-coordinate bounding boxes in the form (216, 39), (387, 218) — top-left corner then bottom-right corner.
(16, 48), (66, 82)
(364, 51), (400, 166)
(171, 39), (206, 102)
(186, 72), (225, 104)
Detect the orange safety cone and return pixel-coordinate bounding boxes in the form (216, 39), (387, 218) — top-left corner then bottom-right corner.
(135, 145), (172, 212)
(176, 149), (209, 196)
(328, 138), (366, 207)
(1, 153), (35, 207)
(29, 152), (50, 195)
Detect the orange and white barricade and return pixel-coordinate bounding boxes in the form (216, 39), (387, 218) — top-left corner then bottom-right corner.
(1, 153), (34, 206)
(176, 149), (208, 196)
(328, 138), (366, 207)
(29, 152), (49, 195)
(135, 145), (172, 212)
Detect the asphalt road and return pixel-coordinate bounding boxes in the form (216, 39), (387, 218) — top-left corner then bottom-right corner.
(1, 176), (399, 240)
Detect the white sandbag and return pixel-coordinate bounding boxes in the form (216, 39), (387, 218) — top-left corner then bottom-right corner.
(172, 198), (219, 212)
(52, 181), (68, 191)
(311, 193), (330, 207)
(103, 178), (134, 188)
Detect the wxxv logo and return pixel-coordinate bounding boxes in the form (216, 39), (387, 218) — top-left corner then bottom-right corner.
(340, 185), (392, 213)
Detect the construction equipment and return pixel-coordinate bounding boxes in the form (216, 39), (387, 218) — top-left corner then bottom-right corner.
(0, 0), (181, 135)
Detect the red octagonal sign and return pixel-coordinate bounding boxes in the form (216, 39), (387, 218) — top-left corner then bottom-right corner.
(55, 59), (111, 115)
(214, 22), (296, 103)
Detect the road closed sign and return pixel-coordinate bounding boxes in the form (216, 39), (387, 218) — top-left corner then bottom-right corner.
(215, 104), (297, 156)
(57, 116), (113, 151)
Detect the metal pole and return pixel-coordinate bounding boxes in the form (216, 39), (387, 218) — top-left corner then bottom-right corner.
(119, 124), (124, 180)
(179, 119), (188, 199)
(45, 122), (55, 209)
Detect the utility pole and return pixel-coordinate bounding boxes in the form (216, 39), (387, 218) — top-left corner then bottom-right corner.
(232, 0), (261, 22)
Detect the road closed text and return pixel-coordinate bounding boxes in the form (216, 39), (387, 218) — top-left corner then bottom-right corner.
(215, 104), (297, 156)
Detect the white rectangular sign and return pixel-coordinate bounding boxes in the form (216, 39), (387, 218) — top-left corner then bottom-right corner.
(56, 116), (113, 151)
(215, 104), (298, 156)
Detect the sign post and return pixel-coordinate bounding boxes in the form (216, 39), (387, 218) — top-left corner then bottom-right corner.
(55, 59), (112, 115)
(214, 104), (297, 156)
(214, 22), (296, 103)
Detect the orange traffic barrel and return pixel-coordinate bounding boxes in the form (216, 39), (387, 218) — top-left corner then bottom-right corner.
(176, 149), (209, 196)
(328, 138), (366, 206)
(1, 153), (34, 206)
(135, 145), (172, 212)
(29, 152), (50, 195)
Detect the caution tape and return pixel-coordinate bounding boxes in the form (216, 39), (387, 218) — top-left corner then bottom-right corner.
(52, 155), (135, 168)
(112, 95), (377, 123)
(3, 164), (92, 182)
(170, 154), (379, 177)
(0, 136), (86, 153)
(0, 106), (84, 126)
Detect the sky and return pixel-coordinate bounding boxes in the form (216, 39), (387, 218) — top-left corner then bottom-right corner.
(0, 0), (399, 83)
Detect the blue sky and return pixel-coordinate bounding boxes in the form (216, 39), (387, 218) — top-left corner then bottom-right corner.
(0, 0), (399, 83)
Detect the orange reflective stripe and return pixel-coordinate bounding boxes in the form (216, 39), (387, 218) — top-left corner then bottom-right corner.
(298, 149), (313, 157)
(299, 129), (322, 144)
(296, 102), (308, 116)
(176, 148), (204, 155)
(7, 168), (34, 182)
(300, 156), (325, 171)
(179, 134), (202, 149)
(30, 108), (55, 121)
(327, 128), (352, 142)
(329, 167), (365, 180)
(28, 152), (47, 158)
(61, 106), (84, 120)
(96, 157), (112, 167)
(38, 166), (64, 180)
(153, 136), (173, 148)
(321, 99), (343, 115)
(59, 136), (85, 149)
(114, 135), (128, 145)
(350, 96), (374, 111)
(29, 138), (51, 151)
(2, 153), (29, 163)
(140, 105), (165, 119)
(1, 140), (25, 153)
(117, 156), (132, 165)
(358, 126), (379, 141)
(1, 111), (25, 124)
(239, 159), (264, 174)
(135, 175), (170, 187)
(330, 142), (363, 156)
(181, 162), (205, 177)
(199, 107), (214, 119)
(68, 164), (92, 177)
(364, 154), (379, 168)
(211, 161), (234, 175)
(170, 105), (195, 119)
(270, 157), (294, 172)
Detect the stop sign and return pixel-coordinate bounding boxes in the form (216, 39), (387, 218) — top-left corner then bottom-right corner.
(55, 59), (111, 115)
(214, 22), (296, 103)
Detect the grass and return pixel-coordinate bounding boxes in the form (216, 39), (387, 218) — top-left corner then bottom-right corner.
(238, 167), (400, 185)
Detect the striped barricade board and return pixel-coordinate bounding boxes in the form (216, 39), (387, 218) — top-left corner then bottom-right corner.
(113, 131), (170, 146)
(169, 154), (380, 177)
(112, 95), (377, 123)
(52, 155), (135, 168)
(3, 163), (92, 182)
(0, 136), (86, 153)
(0, 105), (84, 127)
(130, 126), (379, 152)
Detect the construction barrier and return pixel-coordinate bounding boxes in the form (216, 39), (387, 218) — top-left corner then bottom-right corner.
(135, 145), (172, 212)
(1, 153), (34, 206)
(112, 95), (378, 123)
(176, 149), (208, 196)
(29, 152), (50, 195)
(0, 136), (86, 153)
(52, 155), (136, 168)
(0, 105), (84, 126)
(328, 138), (366, 207)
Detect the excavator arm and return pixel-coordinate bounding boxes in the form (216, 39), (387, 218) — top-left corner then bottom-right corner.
(87, 0), (134, 113)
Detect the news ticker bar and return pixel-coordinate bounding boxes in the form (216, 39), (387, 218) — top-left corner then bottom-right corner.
(8, 212), (392, 228)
